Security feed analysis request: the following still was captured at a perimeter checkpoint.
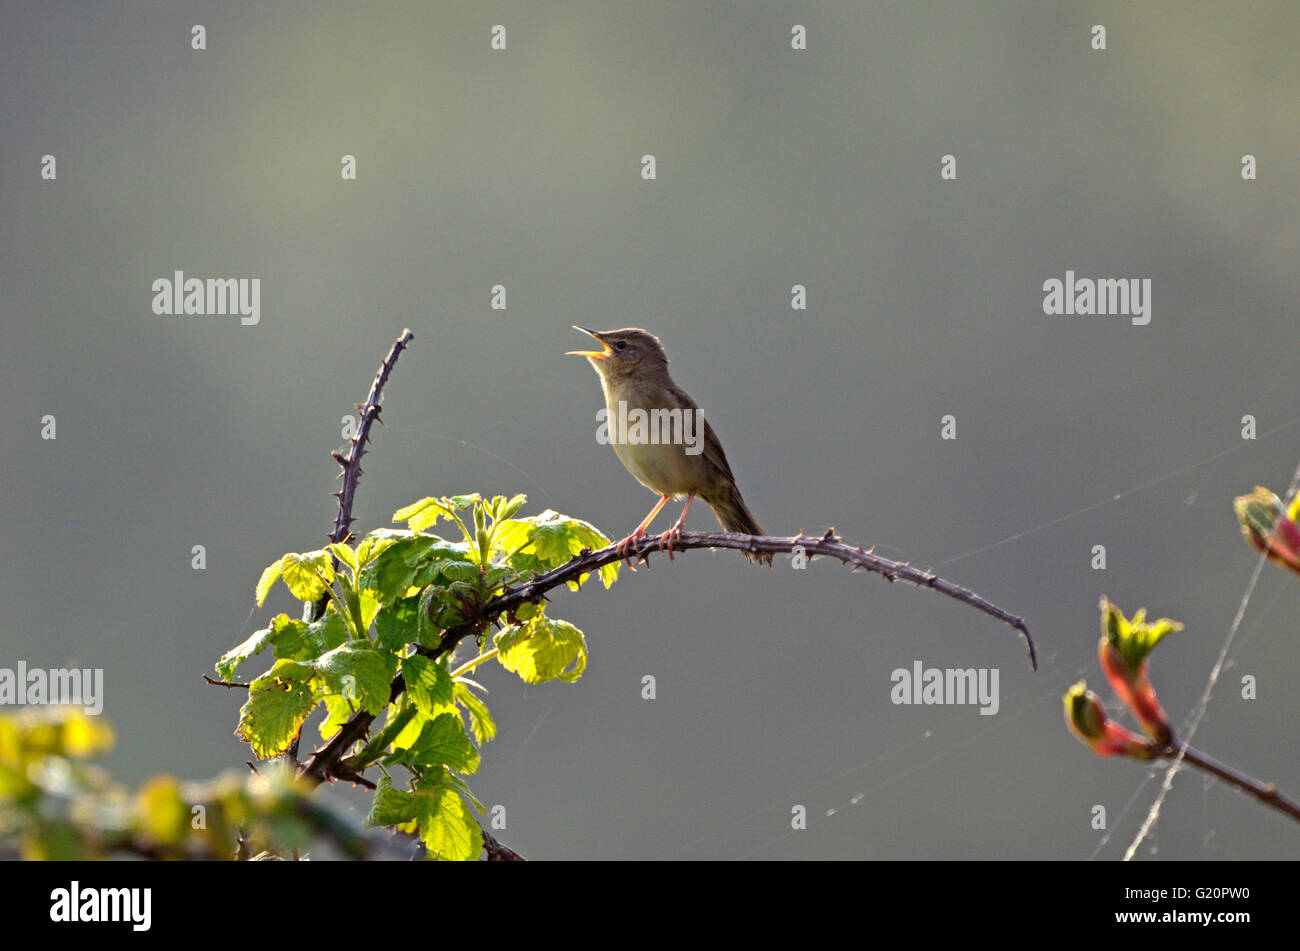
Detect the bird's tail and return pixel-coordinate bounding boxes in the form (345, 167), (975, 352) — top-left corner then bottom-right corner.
(707, 485), (773, 567)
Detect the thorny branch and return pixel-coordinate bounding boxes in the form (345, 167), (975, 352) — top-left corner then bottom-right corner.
(299, 527), (1035, 793)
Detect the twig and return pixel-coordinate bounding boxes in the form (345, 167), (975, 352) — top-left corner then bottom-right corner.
(203, 675), (249, 690)
(300, 526), (1033, 787)
(1164, 741), (1300, 824)
(325, 328), (415, 552)
(291, 329), (413, 763)
(481, 827), (526, 861)
(438, 527), (1035, 669)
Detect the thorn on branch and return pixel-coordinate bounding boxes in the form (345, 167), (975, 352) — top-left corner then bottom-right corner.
(204, 675), (249, 690)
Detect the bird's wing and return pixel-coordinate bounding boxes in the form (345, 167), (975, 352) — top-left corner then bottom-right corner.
(666, 380), (737, 484)
(701, 416), (736, 484)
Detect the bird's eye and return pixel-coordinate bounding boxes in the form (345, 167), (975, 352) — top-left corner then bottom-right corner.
(615, 341), (628, 350)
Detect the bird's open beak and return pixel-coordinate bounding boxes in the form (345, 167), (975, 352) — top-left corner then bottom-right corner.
(566, 325), (611, 360)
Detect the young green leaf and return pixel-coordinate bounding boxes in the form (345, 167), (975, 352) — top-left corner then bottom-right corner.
(374, 596), (423, 652)
(454, 681), (497, 745)
(327, 542), (359, 574)
(216, 621), (285, 681)
(236, 661), (319, 758)
(384, 713), (480, 774)
(308, 643), (398, 715)
(278, 551), (336, 602)
(255, 557), (286, 608)
(401, 655), (455, 717)
(494, 616), (588, 684)
(411, 776), (481, 861)
(392, 498), (453, 533)
(365, 775), (419, 827)
(496, 510), (618, 589)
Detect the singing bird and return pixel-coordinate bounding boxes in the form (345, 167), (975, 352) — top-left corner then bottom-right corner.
(568, 326), (772, 566)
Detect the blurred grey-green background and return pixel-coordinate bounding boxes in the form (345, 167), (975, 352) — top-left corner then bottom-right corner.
(2, 1), (1297, 859)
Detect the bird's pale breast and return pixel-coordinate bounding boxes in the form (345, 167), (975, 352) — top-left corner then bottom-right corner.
(603, 380), (712, 498)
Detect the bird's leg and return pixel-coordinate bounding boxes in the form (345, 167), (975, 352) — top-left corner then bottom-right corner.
(616, 495), (670, 570)
(657, 493), (695, 562)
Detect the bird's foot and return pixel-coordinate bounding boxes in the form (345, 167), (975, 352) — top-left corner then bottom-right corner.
(657, 523), (685, 562)
(614, 528), (646, 571)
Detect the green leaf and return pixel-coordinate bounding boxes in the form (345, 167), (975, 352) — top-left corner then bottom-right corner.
(216, 621), (282, 680)
(412, 775), (481, 861)
(385, 713), (480, 774)
(454, 681), (497, 744)
(269, 611), (348, 664)
(436, 771), (486, 814)
(496, 510), (618, 589)
(401, 655), (455, 717)
(318, 692), (356, 741)
(495, 616), (588, 684)
(390, 698), (428, 751)
(279, 550), (336, 602)
(374, 596), (423, 652)
(393, 497), (452, 532)
(327, 543), (358, 574)
(393, 496), (481, 534)
(216, 612), (343, 682)
(1100, 598), (1184, 672)
(237, 661), (319, 758)
(364, 774), (482, 861)
(255, 557), (285, 608)
(360, 535), (473, 604)
(358, 588), (381, 634)
(308, 642), (398, 715)
(354, 535), (397, 570)
(365, 775), (418, 826)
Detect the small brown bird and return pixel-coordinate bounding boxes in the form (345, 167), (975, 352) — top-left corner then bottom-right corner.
(568, 326), (772, 566)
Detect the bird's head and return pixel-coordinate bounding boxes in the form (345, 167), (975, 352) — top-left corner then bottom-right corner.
(567, 326), (668, 382)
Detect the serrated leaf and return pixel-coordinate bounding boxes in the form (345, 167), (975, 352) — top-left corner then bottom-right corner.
(353, 535), (397, 569)
(358, 588), (381, 633)
(412, 777), (481, 861)
(278, 550), (336, 602)
(392, 497), (445, 531)
(216, 621), (282, 680)
(496, 510), (618, 589)
(365, 775), (418, 827)
(374, 596), (422, 651)
(401, 655), (455, 717)
(308, 642), (398, 715)
(255, 557), (285, 608)
(237, 664), (319, 758)
(364, 774), (482, 861)
(361, 536), (472, 604)
(269, 611), (348, 665)
(436, 771), (486, 814)
(494, 616), (588, 684)
(385, 713), (480, 774)
(327, 543), (358, 573)
(454, 681), (496, 745)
